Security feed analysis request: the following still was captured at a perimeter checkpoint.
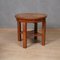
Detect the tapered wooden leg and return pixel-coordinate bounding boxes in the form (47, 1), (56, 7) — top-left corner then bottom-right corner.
(34, 23), (38, 42)
(42, 19), (46, 46)
(17, 22), (21, 41)
(23, 23), (27, 48)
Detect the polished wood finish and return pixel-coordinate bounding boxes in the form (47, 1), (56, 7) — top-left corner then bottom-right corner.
(34, 23), (38, 42)
(15, 13), (47, 48)
(15, 13), (47, 23)
(42, 19), (46, 46)
(23, 23), (27, 48)
(17, 22), (21, 41)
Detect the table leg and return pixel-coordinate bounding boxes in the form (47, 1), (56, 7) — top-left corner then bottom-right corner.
(34, 23), (38, 42)
(42, 19), (46, 46)
(23, 23), (27, 48)
(17, 22), (21, 41)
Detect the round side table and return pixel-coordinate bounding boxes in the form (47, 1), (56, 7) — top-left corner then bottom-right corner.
(15, 13), (47, 48)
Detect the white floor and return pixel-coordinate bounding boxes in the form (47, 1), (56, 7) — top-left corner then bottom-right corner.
(0, 28), (60, 60)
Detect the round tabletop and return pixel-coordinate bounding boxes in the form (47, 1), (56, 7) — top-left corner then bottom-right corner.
(15, 13), (47, 22)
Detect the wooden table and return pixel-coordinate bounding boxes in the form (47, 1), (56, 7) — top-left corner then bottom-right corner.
(15, 13), (47, 48)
